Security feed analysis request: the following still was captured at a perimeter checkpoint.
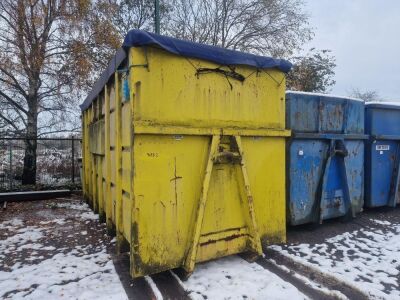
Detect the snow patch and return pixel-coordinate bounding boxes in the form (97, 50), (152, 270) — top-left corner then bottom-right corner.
(79, 212), (99, 220)
(183, 256), (307, 300)
(366, 101), (400, 107)
(371, 219), (391, 226)
(268, 259), (347, 299)
(0, 218), (24, 229)
(286, 90), (364, 102)
(0, 205), (127, 300)
(144, 276), (163, 300)
(270, 223), (400, 299)
(0, 249), (127, 300)
(54, 202), (91, 211)
(0, 226), (44, 251)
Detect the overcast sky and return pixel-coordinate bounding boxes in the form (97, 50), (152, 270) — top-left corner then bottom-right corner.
(305, 0), (400, 100)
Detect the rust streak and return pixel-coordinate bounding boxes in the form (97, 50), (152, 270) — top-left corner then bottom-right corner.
(200, 233), (250, 246)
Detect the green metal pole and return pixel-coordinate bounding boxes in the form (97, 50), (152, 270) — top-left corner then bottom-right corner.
(154, 0), (160, 34)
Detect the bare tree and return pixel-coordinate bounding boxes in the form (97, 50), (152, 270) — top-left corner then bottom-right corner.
(107, 0), (171, 39)
(287, 49), (336, 93)
(110, 0), (155, 38)
(0, 0), (119, 184)
(166, 0), (312, 57)
(349, 88), (380, 102)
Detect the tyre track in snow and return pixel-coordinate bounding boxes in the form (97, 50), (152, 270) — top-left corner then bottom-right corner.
(151, 270), (191, 300)
(262, 248), (369, 300)
(111, 253), (158, 300)
(113, 252), (191, 300)
(255, 256), (338, 300)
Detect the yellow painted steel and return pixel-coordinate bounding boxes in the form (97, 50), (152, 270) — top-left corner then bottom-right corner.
(81, 46), (289, 278)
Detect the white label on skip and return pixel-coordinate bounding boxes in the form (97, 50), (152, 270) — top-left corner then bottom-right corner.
(376, 145), (390, 151)
(174, 135), (183, 140)
(298, 150), (304, 156)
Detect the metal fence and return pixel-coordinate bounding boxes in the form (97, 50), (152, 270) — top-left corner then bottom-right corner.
(0, 137), (81, 192)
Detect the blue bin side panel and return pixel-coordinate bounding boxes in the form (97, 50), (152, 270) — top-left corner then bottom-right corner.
(365, 140), (399, 207)
(366, 107), (400, 137)
(288, 140), (328, 225)
(288, 139), (364, 225)
(286, 94), (320, 133)
(346, 101), (365, 134)
(287, 92), (365, 225)
(365, 105), (400, 207)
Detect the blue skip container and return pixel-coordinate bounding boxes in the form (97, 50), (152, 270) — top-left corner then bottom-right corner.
(365, 102), (400, 207)
(286, 92), (367, 225)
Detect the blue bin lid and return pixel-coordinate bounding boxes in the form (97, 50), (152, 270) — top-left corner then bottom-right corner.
(285, 91), (365, 134)
(80, 30), (292, 112)
(286, 91), (364, 103)
(365, 101), (400, 110)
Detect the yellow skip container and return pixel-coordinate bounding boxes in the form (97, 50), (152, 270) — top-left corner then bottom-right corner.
(81, 30), (291, 278)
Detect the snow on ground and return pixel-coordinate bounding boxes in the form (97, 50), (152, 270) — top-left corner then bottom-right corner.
(268, 259), (347, 300)
(270, 219), (400, 299)
(183, 256), (308, 300)
(1, 199), (311, 300)
(51, 202), (91, 211)
(0, 248), (126, 299)
(0, 202), (127, 300)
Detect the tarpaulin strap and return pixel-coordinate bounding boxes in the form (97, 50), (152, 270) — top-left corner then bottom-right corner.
(131, 47), (150, 71)
(195, 66), (245, 90)
(195, 67), (245, 82)
(185, 56), (263, 89)
(121, 47), (150, 73)
(184, 56), (245, 90)
(388, 143), (400, 207)
(261, 69), (285, 87)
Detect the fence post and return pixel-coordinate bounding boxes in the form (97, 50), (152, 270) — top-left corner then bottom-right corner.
(8, 142), (12, 190)
(71, 136), (75, 184)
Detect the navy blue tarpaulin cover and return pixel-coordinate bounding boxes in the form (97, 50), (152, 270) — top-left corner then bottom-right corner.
(123, 30), (292, 72)
(80, 30), (292, 111)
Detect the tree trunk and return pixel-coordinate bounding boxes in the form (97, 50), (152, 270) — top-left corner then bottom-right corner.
(22, 138), (37, 185)
(22, 101), (38, 185)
